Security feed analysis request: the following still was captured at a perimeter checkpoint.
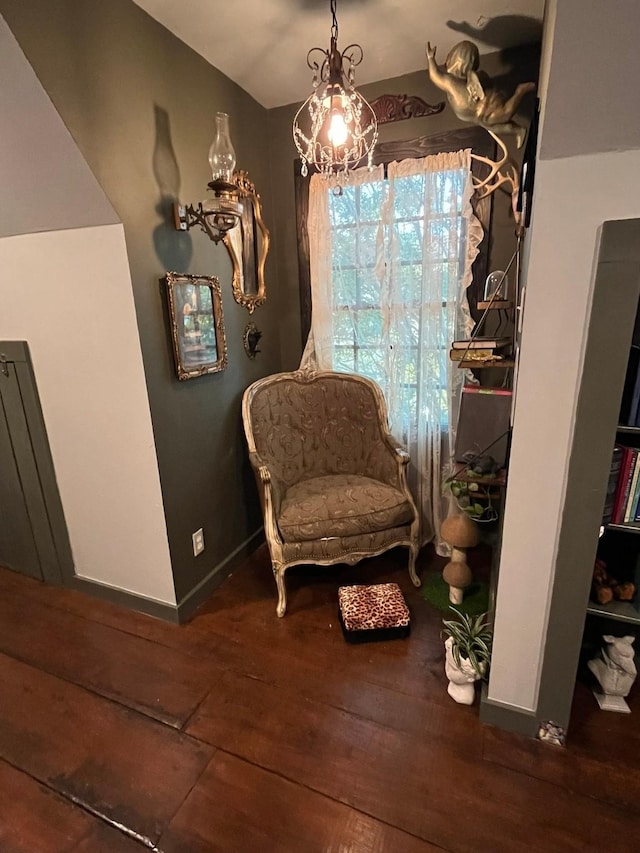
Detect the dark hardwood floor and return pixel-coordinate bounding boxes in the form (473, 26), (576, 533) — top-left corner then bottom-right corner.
(0, 544), (638, 852)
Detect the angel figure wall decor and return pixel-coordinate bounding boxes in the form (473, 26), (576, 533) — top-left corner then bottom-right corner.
(426, 40), (535, 148)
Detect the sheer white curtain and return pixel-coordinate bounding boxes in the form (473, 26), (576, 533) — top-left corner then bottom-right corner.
(301, 150), (482, 552)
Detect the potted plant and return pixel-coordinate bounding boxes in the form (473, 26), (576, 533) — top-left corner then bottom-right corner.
(446, 477), (499, 523)
(443, 452), (503, 524)
(441, 607), (493, 704)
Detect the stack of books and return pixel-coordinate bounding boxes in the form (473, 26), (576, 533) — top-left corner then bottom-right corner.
(604, 444), (640, 525)
(449, 337), (512, 362)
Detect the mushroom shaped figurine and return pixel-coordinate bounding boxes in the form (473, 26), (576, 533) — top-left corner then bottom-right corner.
(440, 514), (480, 604)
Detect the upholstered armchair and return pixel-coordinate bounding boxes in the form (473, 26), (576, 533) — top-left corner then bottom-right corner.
(242, 369), (421, 616)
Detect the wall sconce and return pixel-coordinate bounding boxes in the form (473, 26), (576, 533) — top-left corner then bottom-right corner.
(292, 0), (377, 179)
(173, 112), (243, 244)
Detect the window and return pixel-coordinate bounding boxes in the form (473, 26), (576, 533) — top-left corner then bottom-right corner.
(295, 127), (492, 547)
(329, 166), (470, 433)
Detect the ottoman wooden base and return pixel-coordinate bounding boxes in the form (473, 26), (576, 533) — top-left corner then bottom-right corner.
(338, 582), (410, 643)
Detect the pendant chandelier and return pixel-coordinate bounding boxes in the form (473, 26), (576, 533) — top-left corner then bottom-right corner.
(293, 0), (378, 180)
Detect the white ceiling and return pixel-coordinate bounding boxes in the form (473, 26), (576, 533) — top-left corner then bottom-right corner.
(132, 0), (545, 109)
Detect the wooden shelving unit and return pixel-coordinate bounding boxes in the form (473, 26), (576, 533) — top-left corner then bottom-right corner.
(606, 522), (640, 534)
(586, 598), (640, 625)
(592, 410), (640, 630)
(454, 359), (515, 370)
(477, 300), (513, 310)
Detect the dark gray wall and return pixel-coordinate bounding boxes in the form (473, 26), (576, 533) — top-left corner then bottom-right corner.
(0, 16), (118, 238)
(539, 0), (640, 161)
(267, 45), (540, 370)
(0, 0), (282, 601)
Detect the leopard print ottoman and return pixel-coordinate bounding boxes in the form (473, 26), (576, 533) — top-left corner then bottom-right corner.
(338, 583), (410, 643)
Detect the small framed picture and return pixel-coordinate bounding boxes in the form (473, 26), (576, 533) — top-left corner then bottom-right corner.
(164, 272), (227, 380)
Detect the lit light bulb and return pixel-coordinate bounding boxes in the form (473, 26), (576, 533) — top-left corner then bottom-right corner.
(328, 111), (348, 146)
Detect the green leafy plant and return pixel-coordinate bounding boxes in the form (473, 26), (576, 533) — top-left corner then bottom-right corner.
(442, 607), (493, 678)
(445, 477), (499, 523)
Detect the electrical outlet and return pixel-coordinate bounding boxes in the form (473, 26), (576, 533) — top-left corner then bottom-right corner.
(192, 528), (205, 557)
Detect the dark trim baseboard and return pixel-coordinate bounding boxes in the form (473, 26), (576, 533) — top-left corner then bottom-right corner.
(176, 527), (265, 622)
(70, 527), (265, 624)
(480, 685), (540, 738)
(70, 576), (181, 623)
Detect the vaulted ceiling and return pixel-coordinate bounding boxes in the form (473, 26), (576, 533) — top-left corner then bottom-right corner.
(132, 0), (545, 109)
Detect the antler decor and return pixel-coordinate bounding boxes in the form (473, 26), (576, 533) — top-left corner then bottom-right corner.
(470, 130), (521, 227)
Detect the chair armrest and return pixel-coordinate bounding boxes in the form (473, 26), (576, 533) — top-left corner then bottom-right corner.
(384, 433), (410, 465)
(248, 452), (283, 539)
(249, 451), (272, 483)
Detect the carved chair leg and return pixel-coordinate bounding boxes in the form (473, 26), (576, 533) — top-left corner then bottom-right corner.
(273, 563), (287, 617)
(408, 543), (421, 587)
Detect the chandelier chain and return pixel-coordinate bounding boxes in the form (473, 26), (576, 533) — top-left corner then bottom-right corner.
(330, 0), (338, 41)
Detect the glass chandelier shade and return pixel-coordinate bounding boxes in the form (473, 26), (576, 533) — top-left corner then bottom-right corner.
(293, 0), (378, 179)
(204, 111), (242, 231)
(208, 111), (236, 183)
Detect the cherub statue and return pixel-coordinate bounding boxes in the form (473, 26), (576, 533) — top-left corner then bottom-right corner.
(426, 40), (535, 147)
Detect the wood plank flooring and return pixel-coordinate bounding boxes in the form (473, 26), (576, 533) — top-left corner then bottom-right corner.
(0, 545), (638, 852)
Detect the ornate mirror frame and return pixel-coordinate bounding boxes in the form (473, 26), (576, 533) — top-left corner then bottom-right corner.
(164, 272), (227, 380)
(222, 171), (270, 314)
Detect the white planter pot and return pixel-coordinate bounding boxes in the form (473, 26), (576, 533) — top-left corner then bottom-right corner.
(444, 636), (485, 705)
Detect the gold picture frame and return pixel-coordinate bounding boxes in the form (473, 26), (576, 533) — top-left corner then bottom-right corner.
(164, 272), (227, 380)
(223, 171), (269, 313)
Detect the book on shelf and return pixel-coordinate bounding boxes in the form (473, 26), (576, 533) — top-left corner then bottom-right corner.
(451, 337), (511, 351)
(612, 447), (638, 524)
(449, 348), (497, 361)
(624, 453), (640, 522)
(603, 445), (623, 524)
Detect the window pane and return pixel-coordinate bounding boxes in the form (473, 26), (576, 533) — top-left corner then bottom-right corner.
(330, 187), (357, 225)
(334, 347), (356, 374)
(359, 182), (384, 222)
(399, 263), (422, 305)
(358, 268), (381, 307)
(394, 176), (424, 219)
(356, 347), (385, 385)
(333, 226), (356, 267)
(334, 309), (355, 345)
(356, 307), (382, 344)
(334, 268), (357, 306)
(396, 220), (424, 263)
(356, 224), (379, 268)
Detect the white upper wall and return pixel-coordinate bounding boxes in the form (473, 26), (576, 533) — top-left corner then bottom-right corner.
(538, 0), (640, 160)
(0, 225), (176, 604)
(0, 15), (118, 238)
(0, 13), (174, 604)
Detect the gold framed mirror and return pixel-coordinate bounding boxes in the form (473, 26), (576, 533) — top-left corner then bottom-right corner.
(223, 171), (269, 313)
(164, 272), (227, 380)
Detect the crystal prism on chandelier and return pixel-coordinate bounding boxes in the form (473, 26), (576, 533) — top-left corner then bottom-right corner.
(292, 0), (378, 179)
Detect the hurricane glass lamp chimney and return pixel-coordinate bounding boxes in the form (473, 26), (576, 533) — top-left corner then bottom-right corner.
(292, 0), (377, 182)
(173, 112), (243, 243)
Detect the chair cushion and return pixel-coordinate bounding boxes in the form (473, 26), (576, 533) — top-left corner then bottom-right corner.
(277, 474), (415, 543)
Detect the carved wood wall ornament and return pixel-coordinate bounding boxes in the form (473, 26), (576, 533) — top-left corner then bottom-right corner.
(370, 93), (445, 124)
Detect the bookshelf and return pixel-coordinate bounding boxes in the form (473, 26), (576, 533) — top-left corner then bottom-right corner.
(591, 332), (640, 628)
